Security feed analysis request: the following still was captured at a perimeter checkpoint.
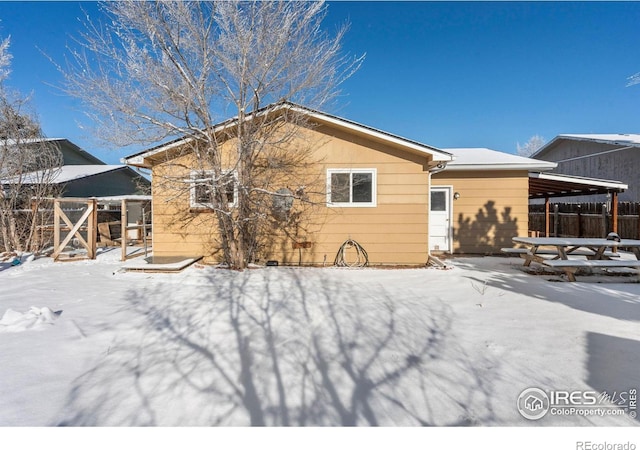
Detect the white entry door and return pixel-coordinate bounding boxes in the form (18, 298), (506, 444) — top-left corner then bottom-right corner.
(429, 187), (452, 252)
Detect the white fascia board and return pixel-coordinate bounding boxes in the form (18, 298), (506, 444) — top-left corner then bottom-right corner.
(122, 136), (195, 168)
(447, 162), (557, 171)
(530, 172), (628, 190)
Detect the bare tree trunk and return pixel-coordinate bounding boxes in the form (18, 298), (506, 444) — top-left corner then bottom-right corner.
(59, 1), (363, 268)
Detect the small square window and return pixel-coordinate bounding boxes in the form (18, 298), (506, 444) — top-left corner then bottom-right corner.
(430, 191), (447, 211)
(327, 169), (376, 207)
(190, 170), (237, 209)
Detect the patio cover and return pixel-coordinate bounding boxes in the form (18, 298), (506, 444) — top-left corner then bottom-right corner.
(528, 172), (628, 236)
(528, 172), (627, 199)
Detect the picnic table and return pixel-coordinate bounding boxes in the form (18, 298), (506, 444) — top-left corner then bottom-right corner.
(504, 237), (640, 281)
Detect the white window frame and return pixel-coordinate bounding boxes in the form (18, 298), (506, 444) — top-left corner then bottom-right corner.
(190, 170), (238, 209)
(326, 168), (377, 208)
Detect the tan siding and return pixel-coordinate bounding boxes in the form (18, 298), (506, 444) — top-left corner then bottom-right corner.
(148, 122), (531, 263)
(150, 123), (433, 265)
(432, 170), (529, 253)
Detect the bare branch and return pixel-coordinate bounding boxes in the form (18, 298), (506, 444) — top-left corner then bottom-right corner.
(0, 37), (62, 252)
(58, 1), (362, 268)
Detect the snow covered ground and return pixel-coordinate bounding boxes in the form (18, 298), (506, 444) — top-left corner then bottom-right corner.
(1, 249), (639, 427)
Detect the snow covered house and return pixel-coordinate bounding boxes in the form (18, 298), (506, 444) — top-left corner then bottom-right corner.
(123, 103), (560, 265)
(532, 134), (640, 202)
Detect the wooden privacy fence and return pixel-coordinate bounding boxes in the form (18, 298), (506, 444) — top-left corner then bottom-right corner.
(529, 202), (640, 239)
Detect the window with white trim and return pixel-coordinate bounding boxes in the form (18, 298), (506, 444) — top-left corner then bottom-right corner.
(190, 170), (238, 209)
(326, 169), (377, 207)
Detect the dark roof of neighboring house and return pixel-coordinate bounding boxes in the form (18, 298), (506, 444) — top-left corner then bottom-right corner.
(1, 165), (144, 185)
(0, 138), (106, 165)
(1, 138), (150, 188)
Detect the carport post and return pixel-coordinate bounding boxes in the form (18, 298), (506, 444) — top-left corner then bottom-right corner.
(612, 191), (619, 234)
(545, 197), (550, 237)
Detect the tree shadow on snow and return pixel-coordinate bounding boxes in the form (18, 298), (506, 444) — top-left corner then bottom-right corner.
(56, 268), (498, 426)
(455, 258), (640, 322)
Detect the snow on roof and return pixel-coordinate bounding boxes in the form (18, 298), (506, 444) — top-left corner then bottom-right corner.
(532, 134), (640, 158)
(441, 148), (557, 171)
(0, 137), (66, 146)
(556, 134), (640, 146)
(52, 165), (127, 183)
(2, 165), (126, 185)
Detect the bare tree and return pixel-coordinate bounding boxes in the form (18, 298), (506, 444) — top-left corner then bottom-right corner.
(516, 134), (546, 157)
(0, 37), (63, 253)
(59, 1), (362, 269)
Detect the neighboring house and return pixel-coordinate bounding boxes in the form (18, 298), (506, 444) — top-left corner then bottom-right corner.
(2, 138), (149, 197)
(124, 103), (560, 265)
(532, 134), (640, 202)
(55, 138), (106, 165)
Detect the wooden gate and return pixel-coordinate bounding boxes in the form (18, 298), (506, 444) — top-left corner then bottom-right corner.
(52, 198), (97, 261)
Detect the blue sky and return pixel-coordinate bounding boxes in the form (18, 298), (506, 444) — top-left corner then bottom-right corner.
(1, 1), (640, 164)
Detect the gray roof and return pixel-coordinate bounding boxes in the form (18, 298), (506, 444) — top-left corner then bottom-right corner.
(442, 148), (557, 171)
(533, 133), (640, 158)
(2, 165), (127, 185)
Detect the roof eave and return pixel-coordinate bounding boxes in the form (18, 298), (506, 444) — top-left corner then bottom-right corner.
(528, 171), (628, 199)
(446, 163), (557, 171)
(123, 102), (455, 166)
(288, 105), (454, 162)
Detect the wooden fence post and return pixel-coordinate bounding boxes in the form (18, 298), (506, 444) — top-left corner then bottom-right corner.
(553, 204), (559, 237)
(88, 199), (97, 259)
(577, 205), (582, 238)
(53, 199), (60, 255)
(601, 203), (608, 237)
(121, 198), (127, 262)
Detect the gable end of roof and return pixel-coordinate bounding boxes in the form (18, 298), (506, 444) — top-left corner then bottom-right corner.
(123, 102), (455, 168)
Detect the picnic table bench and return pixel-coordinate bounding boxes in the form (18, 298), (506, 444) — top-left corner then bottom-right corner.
(503, 237), (640, 281)
(500, 247), (619, 258)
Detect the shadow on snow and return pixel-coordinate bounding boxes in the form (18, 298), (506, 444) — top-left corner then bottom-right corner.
(56, 268), (497, 426)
